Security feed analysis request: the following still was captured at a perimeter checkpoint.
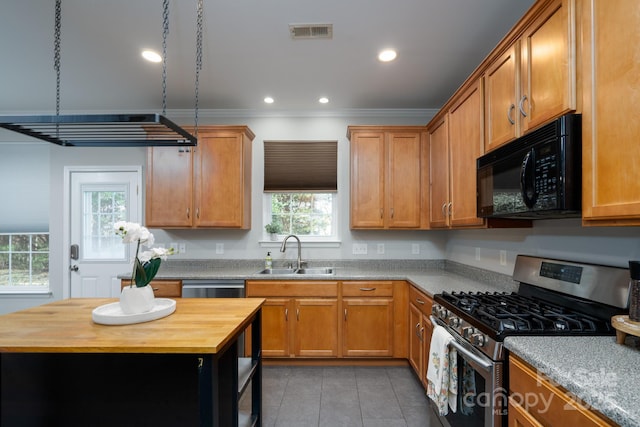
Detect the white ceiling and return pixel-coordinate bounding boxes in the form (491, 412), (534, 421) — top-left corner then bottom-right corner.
(0, 0), (534, 115)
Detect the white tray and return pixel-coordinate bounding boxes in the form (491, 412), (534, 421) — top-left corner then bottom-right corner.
(92, 298), (176, 325)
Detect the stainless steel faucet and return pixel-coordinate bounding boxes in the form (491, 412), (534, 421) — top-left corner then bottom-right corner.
(280, 234), (302, 271)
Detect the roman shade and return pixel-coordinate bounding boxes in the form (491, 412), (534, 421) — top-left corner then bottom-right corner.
(264, 140), (337, 192)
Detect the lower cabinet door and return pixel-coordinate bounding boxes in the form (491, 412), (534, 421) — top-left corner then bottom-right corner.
(261, 298), (291, 357)
(342, 298), (394, 357)
(293, 298), (339, 357)
(408, 303), (423, 374)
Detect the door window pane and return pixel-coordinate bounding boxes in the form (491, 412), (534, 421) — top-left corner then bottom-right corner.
(82, 187), (128, 260)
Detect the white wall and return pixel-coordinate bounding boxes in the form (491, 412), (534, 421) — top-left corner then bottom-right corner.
(446, 219), (640, 274)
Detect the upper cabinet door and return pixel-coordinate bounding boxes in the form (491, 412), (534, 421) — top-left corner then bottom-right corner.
(145, 146), (194, 228)
(448, 79), (485, 228)
(386, 132), (422, 228)
(520, 0), (576, 133)
(428, 116), (450, 229)
(350, 131), (386, 228)
(485, 43), (520, 152)
(195, 130), (252, 228)
(581, 0), (640, 225)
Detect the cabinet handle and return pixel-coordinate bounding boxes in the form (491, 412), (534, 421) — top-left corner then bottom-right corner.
(519, 95), (528, 117)
(420, 326), (425, 341)
(380, 208), (383, 219)
(448, 202), (452, 216)
(296, 308), (300, 321)
(196, 208), (200, 219)
(415, 298), (425, 305)
(359, 287), (376, 291)
(153, 287), (159, 291)
(415, 322), (422, 339)
(441, 203), (447, 216)
(344, 309), (347, 321)
(285, 308), (288, 321)
(186, 208), (190, 219)
(507, 103), (516, 125)
(391, 208), (394, 219)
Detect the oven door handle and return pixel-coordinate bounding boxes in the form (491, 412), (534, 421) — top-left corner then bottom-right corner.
(430, 315), (493, 373)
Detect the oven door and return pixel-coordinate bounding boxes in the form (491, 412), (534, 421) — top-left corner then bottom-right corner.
(430, 316), (506, 427)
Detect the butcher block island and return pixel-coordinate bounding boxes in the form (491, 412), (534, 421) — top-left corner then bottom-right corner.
(0, 298), (264, 427)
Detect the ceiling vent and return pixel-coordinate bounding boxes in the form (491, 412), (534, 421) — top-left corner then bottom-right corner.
(289, 24), (333, 40)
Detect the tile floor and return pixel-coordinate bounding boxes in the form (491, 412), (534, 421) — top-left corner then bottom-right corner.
(242, 365), (442, 427)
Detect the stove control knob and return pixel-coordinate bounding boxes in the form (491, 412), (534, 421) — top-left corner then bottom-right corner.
(431, 304), (440, 315)
(471, 333), (486, 347)
(462, 326), (475, 338)
(448, 317), (461, 328)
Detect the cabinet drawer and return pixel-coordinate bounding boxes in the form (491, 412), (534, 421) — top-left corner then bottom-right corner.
(120, 280), (182, 298)
(342, 281), (394, 297)
(409, 286), (432, 315)
(509, 356), (614, 427)
(246, 281), (338, 297)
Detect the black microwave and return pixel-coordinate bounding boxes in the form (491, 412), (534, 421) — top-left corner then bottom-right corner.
(477, 114), (582, 219)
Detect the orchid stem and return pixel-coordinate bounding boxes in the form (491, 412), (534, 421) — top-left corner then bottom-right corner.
(130, 239), (141, 288)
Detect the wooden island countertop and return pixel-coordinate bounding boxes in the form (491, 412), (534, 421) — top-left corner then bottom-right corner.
(0, 297), (265, 427)
(0, 297), (265, 354)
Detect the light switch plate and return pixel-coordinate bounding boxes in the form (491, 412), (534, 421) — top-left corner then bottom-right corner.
(412, 244), (420, 255)
(178, 243), (186, 254)
(215, 243), (224, 255)
(377, 243), (385, 254)
(500, 250), (507, 266)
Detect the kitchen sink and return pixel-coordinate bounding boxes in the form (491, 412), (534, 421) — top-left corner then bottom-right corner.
(256, 267), (334, 275)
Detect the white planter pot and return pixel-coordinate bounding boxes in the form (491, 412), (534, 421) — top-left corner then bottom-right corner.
(120, 284), (155, 314)
(270, 233), (279, 241)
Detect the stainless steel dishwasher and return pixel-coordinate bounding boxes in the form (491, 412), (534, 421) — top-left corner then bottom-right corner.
(181, 279), (246, 354)
(181, 279), (245, 298)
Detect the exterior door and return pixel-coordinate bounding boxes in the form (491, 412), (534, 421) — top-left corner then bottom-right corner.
(69, 169), (141, 298)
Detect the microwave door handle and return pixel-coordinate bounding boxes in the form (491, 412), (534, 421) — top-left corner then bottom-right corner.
(520, 148), (537, 208)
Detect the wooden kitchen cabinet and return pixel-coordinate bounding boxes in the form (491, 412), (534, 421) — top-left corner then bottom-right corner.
(580, 0), (640, 226)
(348, 126), (425, 229)
(145, 125), (254, 229)
(508, 355), (615, 427)
(342, 281), (394, 357)
(429, 79), (485, 229)
(247, 280), (407, 359)
(408, 285), (433, 388)
(246, 281), (339, 358)
(120, 279), (182, 298)
(485, 0), (576, 152)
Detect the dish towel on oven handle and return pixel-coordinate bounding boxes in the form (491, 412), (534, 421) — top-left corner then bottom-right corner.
(426, 324), (458, 415)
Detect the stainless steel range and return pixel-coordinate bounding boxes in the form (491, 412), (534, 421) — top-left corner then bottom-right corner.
(430, 255), (629, 427)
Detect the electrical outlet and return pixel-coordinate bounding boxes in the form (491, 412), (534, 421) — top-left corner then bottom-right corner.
(412, 244), (420, 255)
(215, 243), (224, 255)
(500, 250), (507, 266)
(178, 243), (186, 254)
(475, 247), (481, 261)
(170, 242), (178, 253)
(377, 243), (385, 254)
(352, 243), (368, 255)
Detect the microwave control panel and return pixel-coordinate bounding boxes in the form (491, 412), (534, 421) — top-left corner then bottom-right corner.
(533, 143), (559, 209)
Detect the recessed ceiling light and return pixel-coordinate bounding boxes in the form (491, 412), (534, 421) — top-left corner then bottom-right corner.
(264, 96), (275, 104)
(318, 97), (329, 104)
(378, 49), (397, 62)
(141, 50), (162, 63)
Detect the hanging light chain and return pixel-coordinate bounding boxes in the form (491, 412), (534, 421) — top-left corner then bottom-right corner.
(194, 0), (204, 137)
(161, 0), (170, 115)
(54, 0), (62, 136)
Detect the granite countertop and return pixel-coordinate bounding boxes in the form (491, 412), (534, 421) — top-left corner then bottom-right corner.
(504, 335), (640, 427)
(140, 259), (519, 296)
